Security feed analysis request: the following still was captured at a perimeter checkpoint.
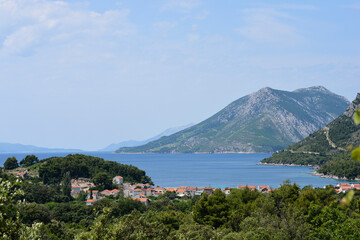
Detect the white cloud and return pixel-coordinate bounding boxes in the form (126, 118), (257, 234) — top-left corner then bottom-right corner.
(237, 8), (302, 45)
(0, 0), (134, 55)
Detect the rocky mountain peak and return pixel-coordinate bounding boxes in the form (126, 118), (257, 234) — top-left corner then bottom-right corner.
(293, 85), (330, 93)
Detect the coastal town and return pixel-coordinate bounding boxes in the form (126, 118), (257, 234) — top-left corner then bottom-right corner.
(63, 174), (360, 206)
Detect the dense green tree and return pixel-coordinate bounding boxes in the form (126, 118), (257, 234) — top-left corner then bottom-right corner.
(61, 171), (71, 200)
(93, 171), (112, 190)
(4, 157), (18, 170)
(22, 182), (62, 204)
(75, 209), (168, 240)
(20, 155), (39, 167)
(193, 189), (230, 228)
(20, 203), (51, 225)
(39, 154), (153, 185)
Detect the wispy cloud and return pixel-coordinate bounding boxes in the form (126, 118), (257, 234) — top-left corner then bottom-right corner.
(237, 8), (302, 45)
(0, 0), (134, 55)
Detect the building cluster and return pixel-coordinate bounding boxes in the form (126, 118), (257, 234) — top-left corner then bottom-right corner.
(67, 175), (360, 206)
(330, 183), (360, 193)
(237, 185), (271, 193)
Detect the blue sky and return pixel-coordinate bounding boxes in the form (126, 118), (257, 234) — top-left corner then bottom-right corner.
(1, 0), (359, 150)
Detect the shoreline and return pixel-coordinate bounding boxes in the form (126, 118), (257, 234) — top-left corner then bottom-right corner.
(310, 171), (360, 181)
(113, 151), (270, 154)
(257, 162), (318, 168)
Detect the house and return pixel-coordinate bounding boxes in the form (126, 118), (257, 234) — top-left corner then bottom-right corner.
(86, 199), (98, 206)
(258, 185), (270, 193)
(16, 172), (29, 179)
(222, 189), (231, 196)
(100, 189), (121, 197)
(112, 176), (123, 185)
(195, 189), (204, 196)
(132, 197), (150, 206)
(154, 187), (166, 195)
(145, 188), (154, 196)
(86, 190), (102, 200)
(165, 188), (176, 192)
(238, 185), (256, 191)
(71, 186), (81, 198)
(202, 187), (213, 195)
(123, 188), (134, 197)
(340, 186), (353, 193)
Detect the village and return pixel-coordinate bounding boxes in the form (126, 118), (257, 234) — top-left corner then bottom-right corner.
(66, 174), (360, 206)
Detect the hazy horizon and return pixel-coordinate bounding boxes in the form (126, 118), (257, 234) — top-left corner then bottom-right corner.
(1, 0), (359, 150)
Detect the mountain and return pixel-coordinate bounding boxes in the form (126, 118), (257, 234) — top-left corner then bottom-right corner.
(261, 93), (360, 179)
(0, 142), (83, 153)
(100, 123), (194, 151)
(116, 86), (349, 153)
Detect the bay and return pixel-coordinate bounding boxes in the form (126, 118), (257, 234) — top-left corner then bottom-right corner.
(0, 152), (356, 188)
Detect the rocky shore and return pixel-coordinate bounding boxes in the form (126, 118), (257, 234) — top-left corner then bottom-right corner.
(310, 171), (360, 181)
(257, 162), (316, 168)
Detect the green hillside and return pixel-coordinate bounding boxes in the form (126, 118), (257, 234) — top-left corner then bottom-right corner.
(117, 86), (349, 153)
(261, 93), (360, 179)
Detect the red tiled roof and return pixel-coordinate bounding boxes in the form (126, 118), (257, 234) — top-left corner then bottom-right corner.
(132, 198), (148, 202)
(86, 199), (98, 202)
(115, 176), (123, 179)
(258, 185), (269, 188)
(338, 183), (351, 186)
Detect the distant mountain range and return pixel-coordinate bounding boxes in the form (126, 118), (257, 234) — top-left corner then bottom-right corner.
(0, 142), (83, 153)
(261, 92), (360, 179)
(100, 123), (194, 152)
(116, 86), (349, 153)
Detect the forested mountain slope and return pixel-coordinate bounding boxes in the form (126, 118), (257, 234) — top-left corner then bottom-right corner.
(261, 93), (360, 179)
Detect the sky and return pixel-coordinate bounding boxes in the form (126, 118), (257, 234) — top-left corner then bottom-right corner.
(1, 0), (360, 151)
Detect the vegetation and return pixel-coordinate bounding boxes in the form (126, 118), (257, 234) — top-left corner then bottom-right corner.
(4, 156), (19, 170)
(20, 155), (39, 167)
(262, 94), (360, 179)
(2, 175), (360, 239)
(38, 154), (153, 185)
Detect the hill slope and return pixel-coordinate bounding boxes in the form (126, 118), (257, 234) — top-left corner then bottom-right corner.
(261, 93), (360, 179)
(116, 86), (349, 153)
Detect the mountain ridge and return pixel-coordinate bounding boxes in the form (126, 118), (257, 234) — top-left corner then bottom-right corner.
(99, 123), (194, 152)
(261, 92), (360, 179)
(0, 142), (83, 153)
(116, 86), (349, 153)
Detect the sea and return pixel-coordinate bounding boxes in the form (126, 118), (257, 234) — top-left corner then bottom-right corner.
(0, 152), (357, 188)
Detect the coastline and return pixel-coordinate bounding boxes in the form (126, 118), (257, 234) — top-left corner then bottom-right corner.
(113, 151), (269, 154)
(310, 171), (360, 181)
(257, 162), (317, 168)
(260, 162), (360, 181)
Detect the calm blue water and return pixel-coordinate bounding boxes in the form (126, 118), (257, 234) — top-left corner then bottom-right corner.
(0, 152), (356, 188)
